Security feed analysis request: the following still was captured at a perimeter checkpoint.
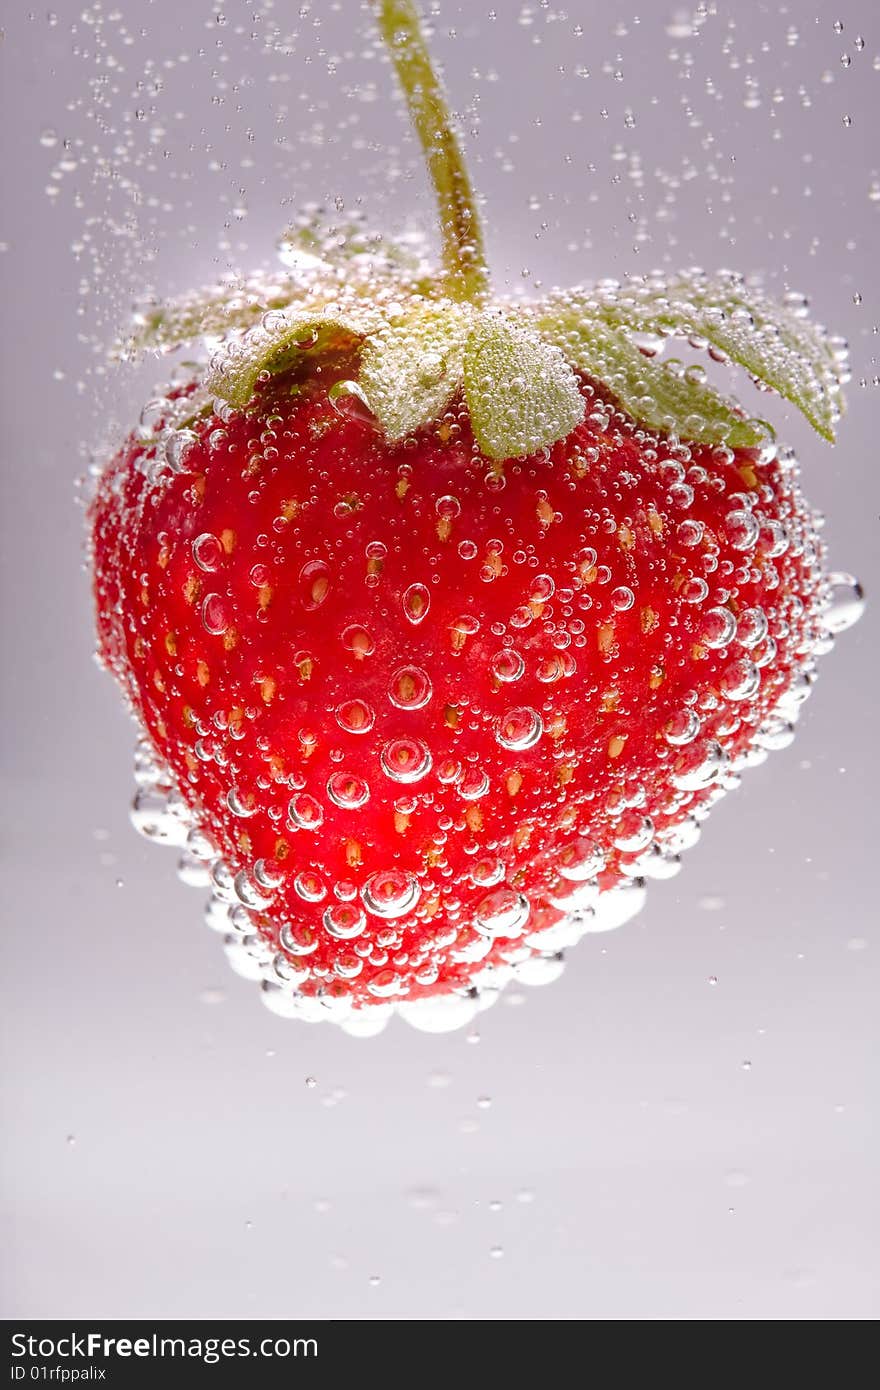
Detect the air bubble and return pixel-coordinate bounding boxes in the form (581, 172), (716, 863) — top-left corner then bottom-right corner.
(381, 737), (432, 783)
(671, 739), (727, 790)
(192, 532), (222, 572)
(388, 665), (433, 710)
(288, 793), (324, 831)
(201, 593), (229, 635)
(362, 870), (420, 919)
(326, 771), (370, 810)
(323, 903), (367, 939)
(821, 573), (865, 634)
(336, 699), (375, 734)
(736, 607), (769, 649)
(702, 607), (737, 648)
(490, 650), (525, 683)
(720, 658), (760, 702)
(403, 583), (430, 625)
(664, 709), (701, 746)
(495, 706), (543, 751)
(557, 838), (605, 880)
(725, 509), (759, 551)
(474, 888), (531, 939)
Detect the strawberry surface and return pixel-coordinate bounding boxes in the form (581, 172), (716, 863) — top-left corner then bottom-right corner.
(91, 372), (832, 1030)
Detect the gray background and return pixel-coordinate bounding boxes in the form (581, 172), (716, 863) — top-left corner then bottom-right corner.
(1, 0), (877, 1320)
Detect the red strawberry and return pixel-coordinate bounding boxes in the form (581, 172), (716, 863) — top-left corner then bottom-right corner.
(90, 1), (860, 1034)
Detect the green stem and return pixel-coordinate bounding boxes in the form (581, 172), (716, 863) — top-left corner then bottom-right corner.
(377, 0), (488, 303)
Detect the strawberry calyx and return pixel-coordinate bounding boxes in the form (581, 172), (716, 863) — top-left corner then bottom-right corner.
(122, 0), (848, 462)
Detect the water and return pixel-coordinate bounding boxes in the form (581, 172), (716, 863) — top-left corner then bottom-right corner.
(5, 0), (877, 1325)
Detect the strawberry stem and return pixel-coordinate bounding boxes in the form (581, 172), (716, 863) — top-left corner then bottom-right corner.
(377, 0), (488, 304)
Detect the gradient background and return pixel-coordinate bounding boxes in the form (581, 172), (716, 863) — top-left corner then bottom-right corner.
(1, 0), (877, 1320)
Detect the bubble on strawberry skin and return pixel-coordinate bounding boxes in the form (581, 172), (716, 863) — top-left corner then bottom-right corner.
(192, 532), (222, 572)
(287, 793), (325, 831)
(490, 649), (525, 682)
(326, 771), (370, 810)
(335, 698), (375, 735)
(474, 888), (531, 939)
(671, 739), (728, 791)
(720, 658), (761, 702)
(402, 583), (430, 625)
(362, 870), (421, 919)
(702, 606), (738, 649)
(388, 665), (433, 710)
(323, 904), (367, 940)
(556, 838), (605, 881)
(380, 737), (432, 783)
(820, 573), (865, 634)
(495, 706), (543, 751)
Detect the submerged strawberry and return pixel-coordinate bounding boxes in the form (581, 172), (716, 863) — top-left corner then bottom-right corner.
(90, 1), (861, 1033)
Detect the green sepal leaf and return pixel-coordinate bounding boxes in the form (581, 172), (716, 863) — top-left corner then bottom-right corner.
(358, 301), (475, 441)
(583, 271), (845, 442)
(125, 275), (334, 358)
(463, 312), (585, 460)
(204, 303), (386, 410)
(536, 307), (766, 449)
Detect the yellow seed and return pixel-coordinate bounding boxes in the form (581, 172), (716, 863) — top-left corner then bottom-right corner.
(196, 660), (210, 687)
(237, 832), (252, 855)
(280, 498), (299, 521)
(258, 585), (273, 609)
(396, 478), (410, 500)
(444, 705), (460, 729)
(465, 806), (483, 832)
(581, 563), (598, 584)
(260, 675), (276, 702)
(184, 751), (198, 774)
(220, 528), (236, 554)
(223, 628), (238, 651)
(558, 764), (574, 786)
(394, 811), (410, 835)
(311, 576), (329, 606)
(164, 631), (177, 656)
(436, 517), (452, 542)
(608, 734), (627, 759)
(640, 606), (658, 634)
(648, 664), (665, 690)
(691, 642), (708, 661)
(600, 689), (619, 712)
(297, 657), (313, 682)
(618, 524), (635, 551)
(345, 839), (362, 868)
(536, 498), (555, 528)
(738, 464), (758, 489)
(598, 622), (615, 654)
(506, 771), (523, 797)
(274, 838), (289, 860)
(648, 509), (664, 536)
(547, 713), (567, 742)
(183, 574), (200, 605)
(513, 824), (532, 849)
(153, 670), (165, 693)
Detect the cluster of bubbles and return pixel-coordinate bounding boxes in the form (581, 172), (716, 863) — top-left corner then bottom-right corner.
(124, 549), (862, 1034)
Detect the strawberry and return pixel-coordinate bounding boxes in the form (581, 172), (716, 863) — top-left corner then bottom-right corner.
(90, 1), (861, 1034)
